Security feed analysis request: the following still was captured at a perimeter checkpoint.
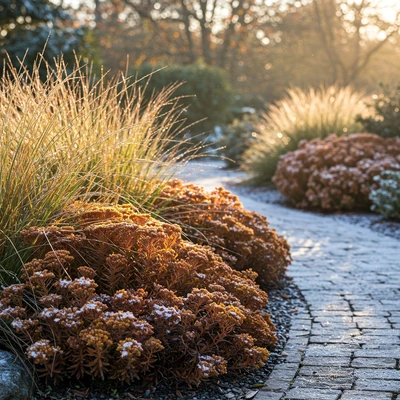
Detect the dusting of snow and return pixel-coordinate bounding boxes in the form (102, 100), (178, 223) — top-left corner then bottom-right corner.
(11, 320), (24, 329)
(131, 321), (150, 330)
(152, 304), (180, 322)
(197, 355), (215, 377)
(33, 271), (48, 278)
(0, 307), (15, 317)
(199, 355), (213, 362)
(27, 339), (60, 361)
(104, 311), (135, 320)
(75, 277), (94, 287)
(119, 339), (143, 358)
(59, 279), (72, 288)
(197, 363), (211, 372)
(40, 308), (60, 319)
(80, 301), (99, 311)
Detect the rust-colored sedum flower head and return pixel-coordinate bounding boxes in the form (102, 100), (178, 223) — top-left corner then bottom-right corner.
(154, 180), (291, 286)
(0, 204), (277, 386)
(273, 133), (400, 211)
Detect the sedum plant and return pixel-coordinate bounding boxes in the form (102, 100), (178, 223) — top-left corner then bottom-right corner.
(242, 85), (367, 185)
(155, 180), (291, 286)
(272, 133), (400, 211)
(370, 170), (400, 220)
(0, 56), (195, 283)
(0, 204), (276, 385)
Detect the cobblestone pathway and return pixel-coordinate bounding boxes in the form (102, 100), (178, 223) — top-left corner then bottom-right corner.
(187, 164), (400, 400)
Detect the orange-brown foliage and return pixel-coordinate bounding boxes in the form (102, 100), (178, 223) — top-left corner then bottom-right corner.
(273, 133), (400, 211)
(155, 180), (291, 286)
(0, 204), (276, 385)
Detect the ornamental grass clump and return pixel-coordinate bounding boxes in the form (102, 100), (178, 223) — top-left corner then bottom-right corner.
(273, 133), (400, 211)
(0, 56), (194, 283)
(0, 203), (276, 385)
(242, 85), (367, 185)
(155, 180), (291, 286)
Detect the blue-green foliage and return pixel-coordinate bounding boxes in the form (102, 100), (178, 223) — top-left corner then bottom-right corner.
(132, 64), (233, 137)
(219, 114), (259, 168)
(370, 170), (400, 220)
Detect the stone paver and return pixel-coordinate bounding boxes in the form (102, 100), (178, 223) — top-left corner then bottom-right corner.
(340, 391), (392, 400)
(188, 163), (400, 400)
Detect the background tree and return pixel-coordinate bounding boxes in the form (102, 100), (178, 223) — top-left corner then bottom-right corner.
(240, 0), (400, 99)
(0, 0), (91, 76)
(311, 0), (400, 85)
(5, 0), (400, 103)
(78, 0), (276, 79)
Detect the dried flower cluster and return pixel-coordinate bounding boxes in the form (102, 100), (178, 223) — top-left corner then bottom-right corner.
(156, 180), (291, 286)
(0, 204), (276, 385)
(273, 133), (400, 211)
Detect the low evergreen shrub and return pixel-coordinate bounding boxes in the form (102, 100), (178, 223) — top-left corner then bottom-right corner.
(0, 204), (276, 385)
(156, 180), (291, 286)
(219, 114), (259, 168)
(370, 170), (400, 220)
(357, 83), (400, 138)
(273, 133), (400, 211)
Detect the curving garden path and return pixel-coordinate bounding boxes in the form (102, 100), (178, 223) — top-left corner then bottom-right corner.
(184, 162), (400, 400)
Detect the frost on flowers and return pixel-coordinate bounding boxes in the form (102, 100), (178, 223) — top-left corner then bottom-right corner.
(0, 203), (277, 385)
(273, 133), (400, 211)
(155, 179), (291, 286)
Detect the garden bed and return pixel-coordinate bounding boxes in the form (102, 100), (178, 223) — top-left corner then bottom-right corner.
(32, 278), (305, 400)
(185, 161), (400, 242)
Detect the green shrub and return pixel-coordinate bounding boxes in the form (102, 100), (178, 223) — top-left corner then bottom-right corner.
(132, 64), (233, 138)
(0, 56), (194, 284)
(219, 114), (259, 168)
(370, 170), (400, 219)
(0, 204), (276, 386)
(357, 83), (400, 138)
(242, 85), (367, 185)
